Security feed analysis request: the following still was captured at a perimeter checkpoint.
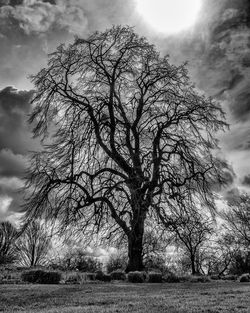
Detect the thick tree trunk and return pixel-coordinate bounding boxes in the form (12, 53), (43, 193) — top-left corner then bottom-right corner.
(191, 254), (196, 275)
(126, 217), (145, 272)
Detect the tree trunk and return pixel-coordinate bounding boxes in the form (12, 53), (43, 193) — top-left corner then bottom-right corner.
(126, 217), (145, 272)
(191, 254), (196, 275)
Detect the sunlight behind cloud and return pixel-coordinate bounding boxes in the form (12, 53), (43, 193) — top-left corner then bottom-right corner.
(136, 0), (202, 34)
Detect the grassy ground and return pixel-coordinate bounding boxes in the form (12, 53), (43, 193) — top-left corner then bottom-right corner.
(0, 282), (250, 313)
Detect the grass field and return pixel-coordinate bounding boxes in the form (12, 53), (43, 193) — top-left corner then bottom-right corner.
(0, 282), (250, 313)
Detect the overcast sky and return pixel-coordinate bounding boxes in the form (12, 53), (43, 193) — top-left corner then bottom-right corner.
(0, 0), (249, 222)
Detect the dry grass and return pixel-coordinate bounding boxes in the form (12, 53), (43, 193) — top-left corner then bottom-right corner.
(0, 281), (250, 313)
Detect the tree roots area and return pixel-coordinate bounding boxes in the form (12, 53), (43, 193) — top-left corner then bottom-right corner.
(0, 282), (249, 313)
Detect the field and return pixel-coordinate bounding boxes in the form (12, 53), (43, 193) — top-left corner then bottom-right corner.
(0, 282), (250, 313)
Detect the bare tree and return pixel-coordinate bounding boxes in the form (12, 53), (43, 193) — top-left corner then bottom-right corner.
(204, 233), (239, 276)
(0, 221), (18, 265)
(164, 211), (214, 275)
(142, 228), (170, 270)
(223, 194), (250, 247)
(17, 220), (51, 267)
(24, 26), (227, 271)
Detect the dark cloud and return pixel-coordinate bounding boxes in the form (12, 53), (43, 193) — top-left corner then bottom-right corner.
(223, 169), (235, 186)
(0, 176), (24, 218)
(0, 0), (22, 6)
(223, 187), (240, 205)
(242, 174), (250, 186)
(0, 86), (37, 154)
(0, 86), (35, 220)
(230, 86), (250, 121)
(0, 149), (27, 178)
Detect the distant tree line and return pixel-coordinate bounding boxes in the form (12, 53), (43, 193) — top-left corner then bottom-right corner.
(0, 192), (249, 276)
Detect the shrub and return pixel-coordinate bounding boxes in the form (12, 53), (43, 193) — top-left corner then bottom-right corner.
(127, 271), (145, 283)
(21, 270), (61, 284)
(221, 275), (237, 281)
(110, 270), (126, 281)
(189, 275), (211, 283)
(85, 272), (96, 281)
(239, 273), (250, 282)
(106, 253), (127, 273)
(63, 272), (85, 284)
(95, 270), (105, 281)
(210, 275), (221, 280)
(102, 274), (112, 282)
(54, 250), (102, 272)
(0, 271), (22, 284)
(148, 272), (162, 283)
(163, 273), (180, 283)
(95, 271), (111, 282)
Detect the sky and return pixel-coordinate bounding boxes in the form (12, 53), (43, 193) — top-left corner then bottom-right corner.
(0, 0), (249, 223)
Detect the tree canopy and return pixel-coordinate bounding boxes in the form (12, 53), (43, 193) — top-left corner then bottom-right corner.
(24, 26), (227, 271)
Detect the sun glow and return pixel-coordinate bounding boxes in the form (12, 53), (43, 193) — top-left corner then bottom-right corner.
(136, 0), (202, 34)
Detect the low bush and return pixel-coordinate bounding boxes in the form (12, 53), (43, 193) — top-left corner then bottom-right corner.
(127, 271), (145, 283)
(148, 272), (162, 283)
(163, 273), (180, 283)
(106, 253), (127, 273)
(189, 275), (211, 283)
(95, 271), (111, 282)
(110, 270), (126, 281)
(0, 268), (23, 284)
(85, 272), (96, 281)
(239, 273), (250, 282)
(63, 272), (85, 284)
(178, 275), (192, 282)
(221, 275), (237, 281)
(102, 274), (112, 282)
(210, 275), (221, 280)
(95, 271), (105, 281)
(21, 270), (61, 284)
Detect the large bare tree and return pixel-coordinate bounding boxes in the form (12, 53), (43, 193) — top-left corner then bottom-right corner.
(24, 26), (227, 271)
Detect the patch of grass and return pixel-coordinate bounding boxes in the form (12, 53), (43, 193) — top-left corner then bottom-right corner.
(0, 282), (249, 312)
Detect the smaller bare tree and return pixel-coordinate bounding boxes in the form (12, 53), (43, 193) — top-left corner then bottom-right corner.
(142, 228), (170, 272)
(205, 233), (240, 276)
(162, 210), (214, 275)
(17, 220), (51, 267)
(0, 221), (18, 265)
(223, 194), (250, 247)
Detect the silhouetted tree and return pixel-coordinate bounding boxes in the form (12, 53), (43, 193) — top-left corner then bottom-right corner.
(223, 194), (250, 247)
(0, 221), (18, 265)
(24, 26), (227, 271)
(220, 194), (250, 274)
(164, 211), (214, 275)
(17, 220), (51, 267)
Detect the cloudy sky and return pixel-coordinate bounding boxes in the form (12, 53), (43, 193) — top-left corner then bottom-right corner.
(0, 0), (249, 222)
